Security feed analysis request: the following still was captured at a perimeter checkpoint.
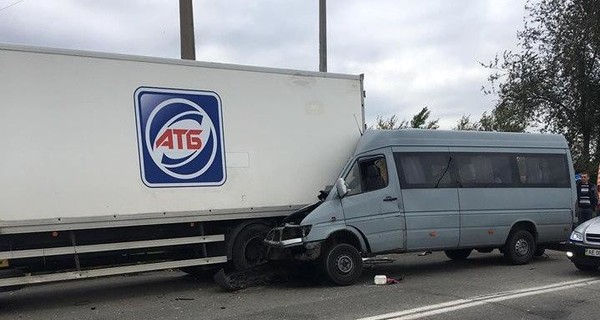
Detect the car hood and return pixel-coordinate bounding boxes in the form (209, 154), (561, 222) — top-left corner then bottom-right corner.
(584, 217), (600, 234)
(282, 201), (322, 224)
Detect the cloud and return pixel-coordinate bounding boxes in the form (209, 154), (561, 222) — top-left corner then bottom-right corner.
(0, 0), (527, 129)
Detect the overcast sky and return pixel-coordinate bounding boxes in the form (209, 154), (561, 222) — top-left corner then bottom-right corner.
(0, 0), (526, 129)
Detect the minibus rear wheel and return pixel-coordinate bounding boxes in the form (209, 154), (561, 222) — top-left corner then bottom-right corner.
(323, 243), (363, 286)
(445, 249), (472, 260)
(504, 229), (535, 265)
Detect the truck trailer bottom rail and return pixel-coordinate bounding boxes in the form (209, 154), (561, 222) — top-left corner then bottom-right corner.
(0, 256), (227, 287)
(0, 235), (224, 260)
(0, 217), (287, 291)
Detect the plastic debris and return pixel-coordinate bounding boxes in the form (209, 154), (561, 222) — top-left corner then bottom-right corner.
(374, 274), (403, 285)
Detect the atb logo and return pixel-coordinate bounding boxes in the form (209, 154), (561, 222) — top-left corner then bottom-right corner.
(134, 87), (225, 187)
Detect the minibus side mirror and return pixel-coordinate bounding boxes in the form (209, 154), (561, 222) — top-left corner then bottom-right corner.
(335, 178), (348, 198)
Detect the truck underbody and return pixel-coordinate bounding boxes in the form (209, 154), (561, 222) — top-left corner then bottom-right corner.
(0, 212), (291, 290)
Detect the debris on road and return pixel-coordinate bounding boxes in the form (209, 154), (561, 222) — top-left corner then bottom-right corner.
(214, 264), (290, 291)
(374, 275), (403, 285)
(214, 258), (405, 291)
(363, 257), (395, 267)
(386, 277), (402, 284)
(374, 275), (387, 285)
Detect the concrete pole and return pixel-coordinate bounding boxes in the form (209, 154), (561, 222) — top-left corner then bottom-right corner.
(319, 0), (327, 72)
(179, 0), (196, 60)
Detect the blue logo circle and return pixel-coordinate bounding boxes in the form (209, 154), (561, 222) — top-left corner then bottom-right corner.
(145, 98), (218, 179)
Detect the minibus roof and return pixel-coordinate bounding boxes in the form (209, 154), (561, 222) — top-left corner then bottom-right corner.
(355, 129), (568, 155)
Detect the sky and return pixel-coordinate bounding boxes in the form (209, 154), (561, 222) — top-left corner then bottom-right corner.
(0, 0), (527, 129)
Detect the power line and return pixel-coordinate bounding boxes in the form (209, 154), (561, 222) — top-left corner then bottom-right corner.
(0, 0), (25, 13)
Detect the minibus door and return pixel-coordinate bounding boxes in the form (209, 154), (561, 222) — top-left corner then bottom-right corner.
(341, 151), (406, 253)
(393, 149), (460, 251)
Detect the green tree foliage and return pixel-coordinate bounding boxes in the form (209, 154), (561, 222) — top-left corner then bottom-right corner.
(483, 0), (600, 171)
(454, 115), (481, 131)
(374, 114), (402, 130)
(410, 107), (440, 129)
(374, 107), (439, 130)
(453, 111), (513, 132)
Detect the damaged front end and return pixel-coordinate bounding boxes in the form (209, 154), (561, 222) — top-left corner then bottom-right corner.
(264, 201), (325, 262)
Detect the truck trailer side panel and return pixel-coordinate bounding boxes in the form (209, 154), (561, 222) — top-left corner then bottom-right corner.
(0, 45), (364, 227)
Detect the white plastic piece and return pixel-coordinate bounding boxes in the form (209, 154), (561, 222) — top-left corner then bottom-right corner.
(374, 275), (387, 285)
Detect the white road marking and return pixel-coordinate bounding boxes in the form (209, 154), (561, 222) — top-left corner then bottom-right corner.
(358, 277), (600, 320)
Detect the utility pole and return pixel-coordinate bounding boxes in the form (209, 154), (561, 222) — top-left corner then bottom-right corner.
(319, 0), (327, 72)
(179, 0), (196, 60)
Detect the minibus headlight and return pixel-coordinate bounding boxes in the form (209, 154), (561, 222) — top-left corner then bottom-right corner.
(570, 231), (584, 242)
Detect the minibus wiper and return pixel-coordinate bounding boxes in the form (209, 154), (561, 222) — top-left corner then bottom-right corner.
(434, 156), (452, 188)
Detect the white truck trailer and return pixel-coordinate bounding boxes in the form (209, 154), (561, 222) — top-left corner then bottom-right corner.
(0, 44), (365, 288)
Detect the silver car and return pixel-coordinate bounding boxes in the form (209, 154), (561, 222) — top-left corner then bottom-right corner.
(567, 216), (600, 271)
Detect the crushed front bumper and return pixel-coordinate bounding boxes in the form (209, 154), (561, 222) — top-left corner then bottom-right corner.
(264, 224), (308, 248)
(264, 224), (321, 261)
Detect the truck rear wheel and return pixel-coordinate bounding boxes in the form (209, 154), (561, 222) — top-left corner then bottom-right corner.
(444, 249), (472, 260)
(504, 229), (535, 265)
(232, 224), (271, 270)
(322, 243), (363, 286)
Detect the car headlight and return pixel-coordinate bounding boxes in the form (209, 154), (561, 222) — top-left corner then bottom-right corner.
(570, 231), (584, 242)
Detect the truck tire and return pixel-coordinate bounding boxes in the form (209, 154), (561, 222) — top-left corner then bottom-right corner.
(232, 223), (271, 270)
(574, 263), (599, 271)
(504, 229), (535, 265)
(444, 249), (472, 260)
(322, 243), (363, 286)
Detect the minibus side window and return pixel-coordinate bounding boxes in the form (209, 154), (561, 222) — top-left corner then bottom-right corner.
(451, 153), (569, 188)
(394, 153), (454, 189)
(515, 154), (570, 187)
(344, 157), (388, 196)
(454, 154), (514, 187)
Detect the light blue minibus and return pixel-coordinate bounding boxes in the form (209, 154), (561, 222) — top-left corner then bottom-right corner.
(266, 129), (576, 285)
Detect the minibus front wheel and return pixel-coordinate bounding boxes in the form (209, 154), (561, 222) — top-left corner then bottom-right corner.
(322, 243), (363, 286)
(504, 229), (535, 265)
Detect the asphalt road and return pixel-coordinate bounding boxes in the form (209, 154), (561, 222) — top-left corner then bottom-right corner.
(1, 250), (599, 320)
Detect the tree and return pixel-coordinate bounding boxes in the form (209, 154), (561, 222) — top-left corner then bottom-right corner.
(410, 107), (440, 129)
(483, 0), (600, 170)
(374, 107), (439, 130)
(374, 114), (403, 130)
(454, 115), (481, 131)
(478, 112), (499, 132)
(453, 112), (505, 132)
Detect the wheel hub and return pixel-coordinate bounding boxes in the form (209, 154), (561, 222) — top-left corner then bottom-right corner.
(515, 238), (529, 256)
(245, 237), (266, 265)
(336, 254), (354, 274)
